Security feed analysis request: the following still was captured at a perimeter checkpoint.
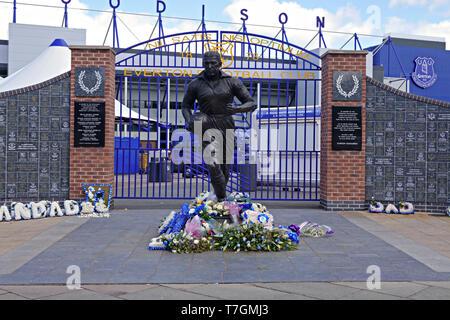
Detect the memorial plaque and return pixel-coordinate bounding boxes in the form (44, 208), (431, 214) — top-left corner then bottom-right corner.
(74, 101), (106, 147)
(332, 71), (363, 101)
(332, 106), (362, 151)
(0, 77), (71, 201)
(365, 82), (449, 209)
(75, 67), (106, 98)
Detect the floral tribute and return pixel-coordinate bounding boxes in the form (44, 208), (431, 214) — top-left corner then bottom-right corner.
(369, 197), (414, 215)
(148, 191), (334, 253)
(0, 184), (112, 223)
(80, 184), (112, 216)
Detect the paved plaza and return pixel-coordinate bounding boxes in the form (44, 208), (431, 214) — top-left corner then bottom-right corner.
(1, 201), (450, 300)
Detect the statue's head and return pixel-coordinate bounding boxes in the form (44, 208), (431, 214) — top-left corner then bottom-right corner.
(203, 51), (222, 79)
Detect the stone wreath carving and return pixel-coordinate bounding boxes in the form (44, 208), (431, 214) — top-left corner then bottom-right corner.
(78, 70), (103, 95)
(336, 74), (359, 98)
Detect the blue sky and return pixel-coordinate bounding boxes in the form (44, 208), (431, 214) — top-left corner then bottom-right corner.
(0, 0), (449, 48)
(83, 0), (449, 26)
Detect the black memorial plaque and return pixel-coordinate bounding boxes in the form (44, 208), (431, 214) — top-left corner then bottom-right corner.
(332, 71), (362, 101)
(74, 67), (105, 98)
(74, 101), (106, 147)
(332, 106), (362, 151)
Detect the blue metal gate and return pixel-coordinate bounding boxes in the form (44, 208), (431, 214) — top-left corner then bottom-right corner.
(114, 30), (321, 200)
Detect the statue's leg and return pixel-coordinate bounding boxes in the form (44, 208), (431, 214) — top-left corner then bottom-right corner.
(202, 115), (235, 202)
(222, 125), (234, 191)
(208, 164), (227, 201)
(222, 163), (231, 187)
(203, 138), (227, 201)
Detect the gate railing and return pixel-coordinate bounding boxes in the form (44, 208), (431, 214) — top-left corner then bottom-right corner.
(114, 30), (321, 201)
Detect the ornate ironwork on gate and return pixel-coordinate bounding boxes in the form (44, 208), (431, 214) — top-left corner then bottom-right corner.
(113, 12), (321, 201)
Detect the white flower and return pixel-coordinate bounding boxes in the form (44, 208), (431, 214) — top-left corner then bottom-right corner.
(80, 201), (94, 214)
(87, 187), (95, 200)
(193, 240), (199, 245)
(95, 199), (108, 213)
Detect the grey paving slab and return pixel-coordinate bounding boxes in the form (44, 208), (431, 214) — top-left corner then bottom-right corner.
(78, 271), (114, 284)
(2, 208), (450, 285)
(255, 282), (360, 300)
(343, 214), (450, 273)
(0, 285), (72, 299)
(258, 270), (299, 282)
(82, 284), (157, 297)
(39, 288), (121, 300)
(332, 282), (429, 298)
(107, 272), (153, 284)
(409, 286), (450, 300)
(0, 293), (28, 300)
(0, 217), (89, 275)
(329, 267), (372, 282)
(118, 285), (216, 300)
(414, 281), (450, 289)
(119, 259), (160, 273)
(185, 271), (223, 283)
(223, 271), (262, 283)
(173, 283), (312, 300)
(148, 271), (186, 283)
(337, 289), (406, 300)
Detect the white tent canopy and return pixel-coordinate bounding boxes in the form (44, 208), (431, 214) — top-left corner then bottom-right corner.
(0, 38), (156, 123)
(0, 39), (71, 93)
(115, 99), (156, 122)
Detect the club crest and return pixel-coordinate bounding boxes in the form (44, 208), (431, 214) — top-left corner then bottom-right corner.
(412, 57), (437, 89)
(204, 41), (234, 69)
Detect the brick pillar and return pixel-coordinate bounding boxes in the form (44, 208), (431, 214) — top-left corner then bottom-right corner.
(69, 46), (115, 201)
(320, 50), (368, 211)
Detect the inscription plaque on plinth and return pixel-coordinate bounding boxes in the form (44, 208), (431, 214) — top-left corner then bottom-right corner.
(332, 106), (362, 151)
(74, 101), (106, 148)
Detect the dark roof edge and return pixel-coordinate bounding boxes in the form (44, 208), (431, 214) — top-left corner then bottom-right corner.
(366, 76), (450, 108)
(0, 71), (71, 99)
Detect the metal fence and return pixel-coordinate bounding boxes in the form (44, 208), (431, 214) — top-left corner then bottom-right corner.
(114, 30), (321, 201)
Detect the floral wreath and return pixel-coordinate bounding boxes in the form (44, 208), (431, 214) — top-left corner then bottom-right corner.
(336, 74), (359, 98)
(81, 184), (112, 214)
(78, 70), (102, 95)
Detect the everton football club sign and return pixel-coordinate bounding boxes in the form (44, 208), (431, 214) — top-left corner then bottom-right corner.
(412, 57), (437, 89)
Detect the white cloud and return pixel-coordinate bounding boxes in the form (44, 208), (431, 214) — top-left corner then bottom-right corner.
(0, 0), (161, 48)
(222, 0), (383, 49)
(429, 0), (450, 10)
(389, 0), (427, 8)
(385, 16), (450, 49)
(389, 0), (450, 10)
(0, 0), (226, 49)
(0, 0), (446, 52)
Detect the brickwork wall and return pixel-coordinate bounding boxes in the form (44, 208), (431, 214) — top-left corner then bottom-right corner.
(320, 50), (368, 211)
(69, 46), (116, 201)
